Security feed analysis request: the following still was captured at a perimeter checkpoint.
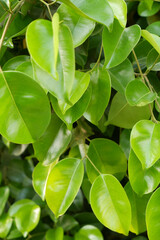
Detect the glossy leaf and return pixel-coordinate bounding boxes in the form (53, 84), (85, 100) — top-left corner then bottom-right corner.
(90, 174), (131, 236)
(46, 227), (64, 240)
(147, 21), (160, 36)
(0, 71), (51, 144)
(142, 30), (160, 55)
(75, 225), (103, 240)
(26, 19), (58, 79)
(60, 0), (114, 30)
(138, 1), (160, 17)
(131, 120), (160, 169)
(3, 55), (30, 71)
(128, 149), (160, 195)
(107, 92), (151, 129)
(109, 59), (135, 94)
(147, 48), (160, 71)
(46, 158), (84, 217)
(86, 138), (127, 183)
(103, 20), (141, 69)
(33, 114), (72, 165)
(107, 0), (127, 28)
(32, 162), (56, 201)
(0, 186), (10, 216)
(58, 4), (95, 47)
(16, 61), (33, 78)
(9, 199), (41, 237)
(84, 67), (111, 125)
(50, 87), (91, 130)
(125, 79), (156, 106)
(125, 182), (151, 235)
(0, 214), (12, 238)
(146, 187), (160, 240)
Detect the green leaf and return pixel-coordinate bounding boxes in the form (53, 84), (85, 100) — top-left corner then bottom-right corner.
(133, 40), (153, 70)
(147, 48), (160, 71)
(109, 59), (135, 94)
(103, 20), (141, 69)
(147, 21), (160, 36)
(107, 0), (127, 28)
(120, 129), (131, 159)
(58, 23), (75, 102)
(125, 79), (156, 106)
(138, 1), (160, 17)
(0, 0), (10, 8)
(128, 149), (160, 195)
(46, 227), (64, 240)
(46, 158), (84, 217)
(3, 55), (30, 71)
(86, 138), (127, 183)
(90, 174), (131, 235)
(57, 214), (79, 232)
(58, 4), (95, 47)
(146, 187), (160, 240)
(142, 30), (160, 54)
(50, 87), (91, 130)
(84, 67), (111, 125)
(0, 214), (12, 238)
(57, 215), (79, 231)
(131, 120), (160, 169)
(0, 71), (51, 144)
(32, 162), (56, 201)
(0, 186), (10, 216)
(75, 225), (103, 240)
(107, 92), (151, 129)
(60, 0), (114, 31)
(52, 13), (59, 77)
(33, 114), (72, 165)
(26, 18), (59, 80)
(144, 0), (153, 10)
(0, 13), (32, 47)
(16, 61), (33, 78)
(9, 199), (41, 237)
(124, 182), (151, 235)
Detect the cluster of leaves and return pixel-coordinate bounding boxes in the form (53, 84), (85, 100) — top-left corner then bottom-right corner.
(1, 0), (160, 239)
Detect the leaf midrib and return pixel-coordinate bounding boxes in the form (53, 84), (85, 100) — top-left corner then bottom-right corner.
(1, 71), (33, 140)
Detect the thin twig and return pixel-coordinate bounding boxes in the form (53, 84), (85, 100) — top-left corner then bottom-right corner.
(132, 49), (145, 82)
(145, 54), (160, 75)
(40, 0), (53, 19)
(0, 14), (12, 51)
(144, 75), (160, 113)
(88, 43), (103, 74)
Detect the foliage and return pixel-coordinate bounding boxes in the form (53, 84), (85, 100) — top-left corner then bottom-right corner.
(0, 0), (160, 239)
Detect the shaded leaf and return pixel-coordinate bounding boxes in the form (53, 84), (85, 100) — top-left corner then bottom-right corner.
(86, 138), (127, 183)
(33, 114), (72, 165)
(128, 149), (160, 195)
(107, 92), (151, 129)
(84, 67), (111, 125)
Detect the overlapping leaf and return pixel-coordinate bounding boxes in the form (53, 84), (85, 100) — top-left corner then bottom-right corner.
(103, 20), (141, 69)
(46, 158), (84, 217)
(131, 120), (160, 169)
